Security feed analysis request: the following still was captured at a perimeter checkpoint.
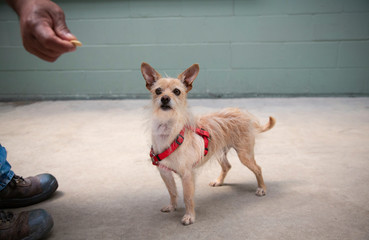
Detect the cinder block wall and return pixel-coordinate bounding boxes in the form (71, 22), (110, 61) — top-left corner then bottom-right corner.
(0, 0), (368, 100)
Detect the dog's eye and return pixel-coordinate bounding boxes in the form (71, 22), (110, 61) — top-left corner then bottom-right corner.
(155, 88), (162, 95)
(173, 88), (181, 96)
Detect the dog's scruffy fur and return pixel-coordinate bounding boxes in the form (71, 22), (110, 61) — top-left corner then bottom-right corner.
(141, 62), (276, 225)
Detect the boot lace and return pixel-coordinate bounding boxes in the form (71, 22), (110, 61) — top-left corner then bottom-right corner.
(0, 211), (14, 223)
(9, 175), (25, 187)
(12, 175), (25, 183)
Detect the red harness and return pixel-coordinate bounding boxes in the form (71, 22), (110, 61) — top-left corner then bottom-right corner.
(150, 127), (210, 172)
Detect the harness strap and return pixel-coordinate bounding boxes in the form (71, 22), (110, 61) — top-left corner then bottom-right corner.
(195, 128), (209, 156)
(150, 127), (210, 171)
(150, 128), (185, 167)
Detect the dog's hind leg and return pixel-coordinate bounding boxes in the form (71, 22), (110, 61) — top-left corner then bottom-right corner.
(209, 149), (231, 187)
(236, 148), (266, 196)
(159, 168), (178, 212)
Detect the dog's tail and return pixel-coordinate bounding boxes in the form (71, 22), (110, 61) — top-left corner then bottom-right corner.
(255, 116), (276, 133)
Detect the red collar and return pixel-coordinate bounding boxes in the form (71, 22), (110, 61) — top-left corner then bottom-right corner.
(150, 127), (210, 168)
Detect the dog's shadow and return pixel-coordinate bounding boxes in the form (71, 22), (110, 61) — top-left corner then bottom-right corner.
(154, 182), (278, 226)
(179, 180), (293, 218)
(196, 182), (263, 204)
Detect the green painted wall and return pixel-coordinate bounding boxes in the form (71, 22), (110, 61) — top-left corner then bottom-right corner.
(0, 0), (368, 100)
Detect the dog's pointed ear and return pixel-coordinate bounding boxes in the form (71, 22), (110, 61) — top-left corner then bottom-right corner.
(178, 64), (199, 92)
(141, 62), (162, 90)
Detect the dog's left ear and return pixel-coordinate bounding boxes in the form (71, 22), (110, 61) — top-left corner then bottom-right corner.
(141, 62), (162, 90)
(178, 64), (199, 92)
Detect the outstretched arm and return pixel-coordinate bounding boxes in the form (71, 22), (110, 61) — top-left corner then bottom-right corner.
(6, 0), (78, 62)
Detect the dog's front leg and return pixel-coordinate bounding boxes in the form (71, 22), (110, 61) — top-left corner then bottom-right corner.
(181, 171), (195, 225)
(159, 168), (177, 212)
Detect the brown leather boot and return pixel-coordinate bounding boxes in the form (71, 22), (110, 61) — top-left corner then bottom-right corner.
(0, 209), (53, 240)
(0, 174), (58, 208)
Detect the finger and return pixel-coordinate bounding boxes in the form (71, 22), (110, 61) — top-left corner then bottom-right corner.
(48, 6), (77, 41)
(22, 30), (69, 62)
(34, 22), (76, 53)
(23, 36), (62, 62)
(34, 50), (59, 62)
(55, 25), (76, 41)
(25, 43), (59, 62)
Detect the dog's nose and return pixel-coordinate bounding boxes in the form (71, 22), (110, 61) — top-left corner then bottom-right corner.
(161, 95), (170, 105)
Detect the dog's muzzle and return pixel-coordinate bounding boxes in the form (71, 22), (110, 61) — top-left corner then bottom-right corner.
(160, 95), (172, 110)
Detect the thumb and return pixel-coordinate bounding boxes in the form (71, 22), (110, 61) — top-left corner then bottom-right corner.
(51, 9), (76, 41)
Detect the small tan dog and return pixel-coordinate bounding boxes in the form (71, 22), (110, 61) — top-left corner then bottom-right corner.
(141, 62), (275, 225)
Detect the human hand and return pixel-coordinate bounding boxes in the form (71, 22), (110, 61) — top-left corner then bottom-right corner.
(7, 0), (78, 62)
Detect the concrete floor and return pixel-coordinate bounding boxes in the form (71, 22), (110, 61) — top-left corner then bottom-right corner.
(0, 98), (368, 240)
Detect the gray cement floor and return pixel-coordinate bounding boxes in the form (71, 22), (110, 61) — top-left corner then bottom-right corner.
(0, 98), (368, 240)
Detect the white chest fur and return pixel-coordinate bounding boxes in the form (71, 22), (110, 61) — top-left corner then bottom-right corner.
(152, 119), (177, 153)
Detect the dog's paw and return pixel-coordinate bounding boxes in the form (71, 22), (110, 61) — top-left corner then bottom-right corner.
(161, 205), (176, 213)
(181, 214), (195, 225)
(255, 187), (266, 196)
(209, 181), (223, 187)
